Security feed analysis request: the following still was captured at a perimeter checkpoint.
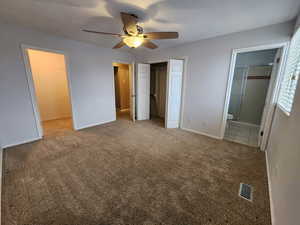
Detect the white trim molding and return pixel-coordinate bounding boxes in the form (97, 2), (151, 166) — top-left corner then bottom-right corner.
(76, 119), (115, 131)
(181, 127), (222, 140)
(265, 151), (276, 225)
(2, 137), (42, 149)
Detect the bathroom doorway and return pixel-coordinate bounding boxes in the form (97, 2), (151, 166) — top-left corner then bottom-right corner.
(222, 45), (287, 148)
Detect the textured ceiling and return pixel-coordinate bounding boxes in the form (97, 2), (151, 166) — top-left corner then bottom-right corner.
(0, 0), (299, 49)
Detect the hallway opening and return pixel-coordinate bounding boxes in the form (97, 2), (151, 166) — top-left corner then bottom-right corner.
(113, 63), (131, 121)
(25, 48), (74, 136)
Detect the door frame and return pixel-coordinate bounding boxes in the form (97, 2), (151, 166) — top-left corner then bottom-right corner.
(21, 44), (76, 138)
(112, 60), (135, 121)
(147, 56), (188, 128)
(221, 42), (289, 150)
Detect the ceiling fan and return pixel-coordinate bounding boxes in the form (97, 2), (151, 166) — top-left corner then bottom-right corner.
(82, 12), (179, 49)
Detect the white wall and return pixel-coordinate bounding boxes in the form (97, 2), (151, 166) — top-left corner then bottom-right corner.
(28, 49), (72, 121)
(135, 21), (294, 138)
(266, 96), (300, 225)
(266, 24), (300, 225)
(0, 22), (134, 148)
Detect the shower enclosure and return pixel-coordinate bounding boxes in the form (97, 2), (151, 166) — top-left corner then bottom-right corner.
(228, 66), (248, 121)
(228, 65), (273, 125)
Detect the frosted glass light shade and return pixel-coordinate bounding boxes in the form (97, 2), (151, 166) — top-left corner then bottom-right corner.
(123, 36), (144, 48)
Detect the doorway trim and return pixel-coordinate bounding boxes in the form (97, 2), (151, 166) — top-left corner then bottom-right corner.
(21, 44), (76, 137)
(221, 42), (289, 149)
(147, 56), (188, 129)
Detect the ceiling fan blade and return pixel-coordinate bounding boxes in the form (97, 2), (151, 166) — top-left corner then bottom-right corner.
(142, 40), (158, 49)
(120, 12), (138, 36)
(82, 29), (122, 37)
(112, 41), (126, 49)
(143, 32), (179, 39)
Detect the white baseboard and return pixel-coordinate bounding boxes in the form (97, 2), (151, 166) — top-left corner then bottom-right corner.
(181, 127), (222, 140)
(166, 121), (180, 128)
(4, 119), (116, 148)
(76, 119), (115, 130)
(2, 137), (42, 149)
(265, 151), (275, 225)
(0, 147), (2, 223)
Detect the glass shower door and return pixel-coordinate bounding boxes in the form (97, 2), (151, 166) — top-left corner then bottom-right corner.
(228, 67), (248, 121)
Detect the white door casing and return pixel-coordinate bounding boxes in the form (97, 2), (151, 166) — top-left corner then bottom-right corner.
(136, 63), (150, 120)
(165, 59), (184, 128)
(259, 48), (283, 150)
(129, 63), (136, 122)
(221, 42), (289, 149)
(21, 44), (76, 138)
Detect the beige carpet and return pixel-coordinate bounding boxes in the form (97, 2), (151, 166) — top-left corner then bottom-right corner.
(2, 118), (271, 225)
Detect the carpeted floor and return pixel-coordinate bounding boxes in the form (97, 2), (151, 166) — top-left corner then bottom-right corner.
(2, 117), (271, 225)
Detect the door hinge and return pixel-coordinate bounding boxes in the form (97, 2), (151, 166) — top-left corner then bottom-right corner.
(260, 131), (264, 136)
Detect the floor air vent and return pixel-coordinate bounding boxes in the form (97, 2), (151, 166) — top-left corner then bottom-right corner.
(239, 183), (253, 201)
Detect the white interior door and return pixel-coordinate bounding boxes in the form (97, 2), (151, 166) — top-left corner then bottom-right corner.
(136, 63), (150, 120)
(165, 59), (184, 128)
(129, 63), (136, 122)
(259, 48), (282, 150)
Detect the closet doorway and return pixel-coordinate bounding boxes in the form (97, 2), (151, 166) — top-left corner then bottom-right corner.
(150, 62), (168, 127)
(22, 46), (74, 137)
(136, 59), (185, 128)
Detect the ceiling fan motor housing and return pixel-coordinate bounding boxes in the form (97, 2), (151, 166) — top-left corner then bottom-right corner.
(137, 25), (143, 34)
(123, 25), (143, 36)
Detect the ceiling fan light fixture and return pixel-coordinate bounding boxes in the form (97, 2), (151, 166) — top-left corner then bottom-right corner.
(82, 12), (179, 49)
(123, 36), (144, 48)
